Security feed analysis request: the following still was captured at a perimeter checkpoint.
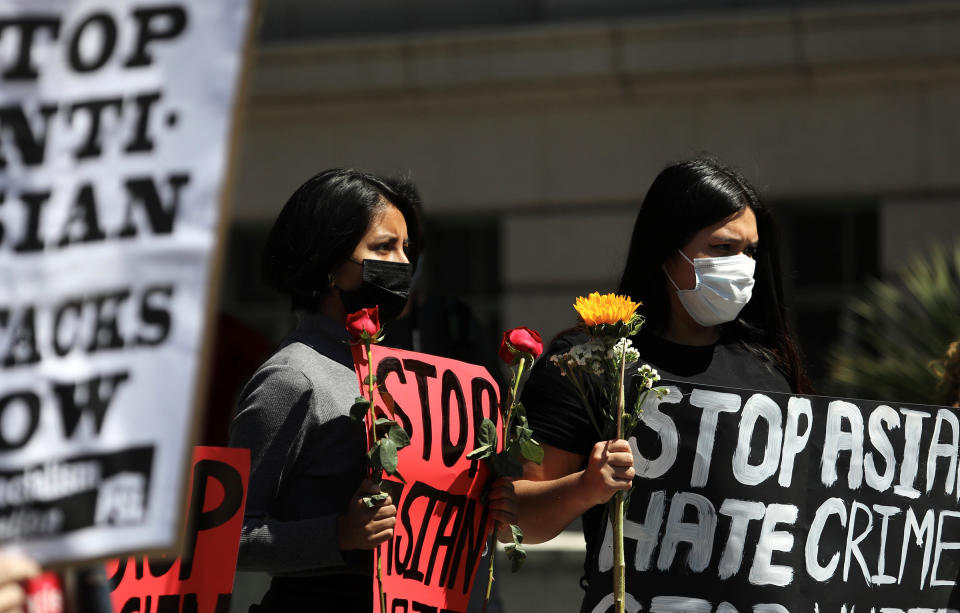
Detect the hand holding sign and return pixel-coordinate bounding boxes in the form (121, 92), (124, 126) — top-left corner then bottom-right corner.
(350, 344), (502, 613)
(0, 555), (41, 613)
(347, 306), (409, 612)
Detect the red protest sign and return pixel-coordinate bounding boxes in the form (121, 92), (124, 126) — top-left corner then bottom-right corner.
(352, 345), (501, 613)
(105, 446), (250, 613)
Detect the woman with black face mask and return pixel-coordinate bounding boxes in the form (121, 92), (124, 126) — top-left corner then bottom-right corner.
(229, 169), (498, 612)
(511, 157), (815, 612)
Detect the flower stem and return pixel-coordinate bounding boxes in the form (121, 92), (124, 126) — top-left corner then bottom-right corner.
(482, 356), (525, 613)
(365, 341), (387, 613)
(505, 357), (526, 434)
(613, 345), (626, 613)
(376, 545), (386, 613)
(365, 341), (376, 449)
(612, 492), (625, 613)
(616, 347), (625, 439)
(566, 368), (603, 437)
(482, 527), (497, 613)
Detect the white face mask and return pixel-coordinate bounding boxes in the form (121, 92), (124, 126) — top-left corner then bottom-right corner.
(665, 250), (756, 327)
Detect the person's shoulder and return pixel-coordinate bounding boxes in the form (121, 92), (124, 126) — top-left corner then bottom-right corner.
(236, 352), (314, 407)
(265, 341), (352, 380)
(544, 328), (589, 355)
(236, 342), (342, 406)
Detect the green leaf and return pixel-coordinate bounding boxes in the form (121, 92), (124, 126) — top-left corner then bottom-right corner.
(505, 543), (526, 573)
(362, 492), (389, 508)
(514, 425), (534, 441)
(374, 418), (394, 438)
(519, 438), (543, 464)
(476, 418), (498, 449)
(391, 468), (407, 484)
(510, 524), (523, 543)
(350, 397), (371, 421)
(380, 438), (399, 475)
(466, 444), (493, 460)
(367, 445), (382, 472)
(513, 411), (529, 430)
(388, 423), (411, 449)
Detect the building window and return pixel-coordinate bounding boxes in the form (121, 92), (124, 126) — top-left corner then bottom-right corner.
(775, 201), (879, 389)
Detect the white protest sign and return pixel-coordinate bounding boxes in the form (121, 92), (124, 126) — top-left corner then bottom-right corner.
(0, 0), (254, 563)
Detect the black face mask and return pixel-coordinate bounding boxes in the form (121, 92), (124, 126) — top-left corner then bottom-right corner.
(338, 259), (412, 321)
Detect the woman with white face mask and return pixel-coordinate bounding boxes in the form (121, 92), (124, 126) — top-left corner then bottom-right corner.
(511, 158), (813, 612)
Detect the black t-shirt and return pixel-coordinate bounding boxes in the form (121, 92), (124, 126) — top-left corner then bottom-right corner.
(524, 330), (791, 455)
(521, 329), (791, 607)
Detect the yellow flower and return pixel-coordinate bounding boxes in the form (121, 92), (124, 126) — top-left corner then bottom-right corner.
(573, 292), (640, 327)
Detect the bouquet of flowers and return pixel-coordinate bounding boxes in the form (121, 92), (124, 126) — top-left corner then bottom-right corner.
(550, 292), (666, 613)
(346, 307), (411, 613)
(468, 326), (545, 612)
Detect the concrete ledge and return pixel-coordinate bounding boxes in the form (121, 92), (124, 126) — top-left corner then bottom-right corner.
(248, 2), (960, 112)
(498, 530), (587, 553)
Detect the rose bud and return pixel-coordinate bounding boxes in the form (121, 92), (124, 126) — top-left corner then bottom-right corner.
(345, 307), (381, 343)
(499, 326), (543, 365)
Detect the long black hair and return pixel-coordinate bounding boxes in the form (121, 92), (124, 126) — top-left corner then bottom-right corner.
(618, 157), (813, 394)
(262, 168), (423, 311)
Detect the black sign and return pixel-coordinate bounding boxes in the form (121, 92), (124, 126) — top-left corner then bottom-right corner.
(581, 381), (960, 613)
(0, 446), (154, 542)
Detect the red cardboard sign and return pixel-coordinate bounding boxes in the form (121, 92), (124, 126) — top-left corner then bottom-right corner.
(352, 345), (501, 613)
(105, 446), (250, 613)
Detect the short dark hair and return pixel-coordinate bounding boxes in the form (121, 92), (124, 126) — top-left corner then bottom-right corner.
(262, 168), (423, 311)
(617, 157), (813, 394)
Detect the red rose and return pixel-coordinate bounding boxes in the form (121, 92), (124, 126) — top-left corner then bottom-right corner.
(499, 326), (543, 365)
(346, 307), (380, 343)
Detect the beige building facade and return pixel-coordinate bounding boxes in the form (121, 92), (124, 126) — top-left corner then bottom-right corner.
(226, 1), (960, 383)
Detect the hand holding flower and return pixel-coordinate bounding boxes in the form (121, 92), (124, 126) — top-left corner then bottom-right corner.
(472, 326), (544, 612)
(486, 477), (519, 531)
(580, 440), (635, 506)
(337, 479), (397, 550)
(345, 306), (405, 613)
(553, 291), (663, 613)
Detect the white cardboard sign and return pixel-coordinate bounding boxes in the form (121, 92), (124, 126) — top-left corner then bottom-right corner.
(0, 0), (253, 563)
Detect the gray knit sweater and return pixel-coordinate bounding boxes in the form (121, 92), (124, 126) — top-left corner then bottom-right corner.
(229, 312), (369, 576)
